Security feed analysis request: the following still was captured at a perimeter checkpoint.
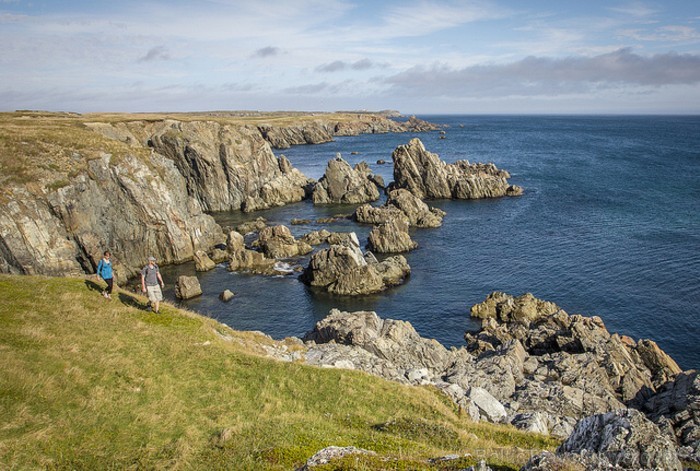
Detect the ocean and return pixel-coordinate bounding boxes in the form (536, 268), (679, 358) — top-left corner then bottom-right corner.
(160, 115), (700, 370)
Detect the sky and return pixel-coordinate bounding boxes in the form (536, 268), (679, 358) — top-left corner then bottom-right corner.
(1, 0), (700, 114)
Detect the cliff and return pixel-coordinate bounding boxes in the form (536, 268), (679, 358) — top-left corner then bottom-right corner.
(0, 111), (436, 281)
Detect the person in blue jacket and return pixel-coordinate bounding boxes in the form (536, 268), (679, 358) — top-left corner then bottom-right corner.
(96, 250), (114, 300)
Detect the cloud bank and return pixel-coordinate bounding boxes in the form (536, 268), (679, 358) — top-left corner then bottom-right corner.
(384, 48), (700, 97)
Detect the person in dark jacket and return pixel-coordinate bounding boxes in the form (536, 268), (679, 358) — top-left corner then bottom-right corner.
(96, 250), (114, 300)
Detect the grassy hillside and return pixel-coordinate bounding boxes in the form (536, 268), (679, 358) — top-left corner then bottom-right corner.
(0, 275), (557, 470)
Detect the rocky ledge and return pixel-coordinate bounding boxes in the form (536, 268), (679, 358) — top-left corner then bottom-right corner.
(391, 138), (523, 200)
(258, 292), (698, 468)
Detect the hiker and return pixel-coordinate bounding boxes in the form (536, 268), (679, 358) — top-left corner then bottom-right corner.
(96, 250), (114, 300)
(141, 256), (165, 313)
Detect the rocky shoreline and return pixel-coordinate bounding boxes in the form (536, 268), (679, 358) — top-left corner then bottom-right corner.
(254, 293), (698, 470)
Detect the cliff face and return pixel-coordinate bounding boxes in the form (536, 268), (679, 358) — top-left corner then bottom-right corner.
(0, 112), (432, 280)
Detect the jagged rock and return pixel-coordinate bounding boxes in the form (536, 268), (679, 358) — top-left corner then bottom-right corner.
(254, 225), (312, 259)
(300, 229), (332, 246)
(193, 250), (216, 271)
(236, 217), (267, 235)
(210, 248), (229, 264)
(354, 204), (407, 225)
(558, 409), (683, 470)
(465, 461), (493, 471)
(312, 155), (380, 204)
(304, 309), (452, 377)
(354, 189), (445, 228)
(511, 412), (550, 435)
(300, 233), (410, 295)
(226, 231), (246, 252)
(391, 138), (523, 200)
(367, 217), (417, 253)
(644, 370), (700, 463)
(219, 289), (235, 302)
(175, 275), (202, 300)
(297, 446), (376, 471)
(228, 248), (276, 275)
(465, 292), (680, 414)
(243, 155), (314, 212)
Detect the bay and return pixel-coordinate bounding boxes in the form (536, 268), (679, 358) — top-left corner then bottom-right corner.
(161, 115), (700, 370)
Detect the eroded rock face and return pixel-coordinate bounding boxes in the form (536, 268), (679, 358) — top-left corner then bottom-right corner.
(355, 189), (445, 228)
(391, 138), (522, 200)
(644, 370), (700, 463)
(367, 217), (417, 253)
(300, 233), (410, 295)
(254, 225), (312, 259)
(556, 409), (683, 471)
(312, 155), (380, 205)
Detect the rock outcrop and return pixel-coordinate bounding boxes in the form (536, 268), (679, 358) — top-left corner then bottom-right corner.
(367, 217), (417, 253)
(644, 370), (700, 463)
(524, 409), (683, 470)
(284, 291), (695, 455)
(355, 189), (445, 228)
(312, 156), (380, 205)
(300, 233), (410, 295)
(253, 225), (312, 259)
(391, 138), (523, 200)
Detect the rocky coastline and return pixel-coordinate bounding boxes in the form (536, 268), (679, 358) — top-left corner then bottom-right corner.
(2, 110), (696, 469)
(0, 112), (437, 281)
(258, 293), (698, 469)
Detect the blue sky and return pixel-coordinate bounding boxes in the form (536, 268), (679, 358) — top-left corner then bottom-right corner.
(1, 0), (699, 113)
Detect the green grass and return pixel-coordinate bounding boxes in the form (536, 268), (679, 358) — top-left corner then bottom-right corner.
(0, 275), (558, 470)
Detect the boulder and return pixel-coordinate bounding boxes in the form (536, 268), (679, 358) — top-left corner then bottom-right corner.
(468, 387), (507, 423)
(558, 409), (683, 470)
(219, 289), (235, 302)
(300, 233), (410, 295)
(226, 231), (246, 252)
(391, 138), (523, 199)
(175, 275), (202, 300)
(193, 249), (216, 272)
(312, 155), (380, 204)
(367, 217), (417, 253)
(254, 225), (312, 259)
(297, 446), (376, 471)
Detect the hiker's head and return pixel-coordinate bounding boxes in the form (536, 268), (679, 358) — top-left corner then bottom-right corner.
(148, 256), (156, 265)
(104, 250), (111, 258)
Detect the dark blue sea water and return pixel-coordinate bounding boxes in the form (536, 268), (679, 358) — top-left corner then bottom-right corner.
(161, 116), (700, 370)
